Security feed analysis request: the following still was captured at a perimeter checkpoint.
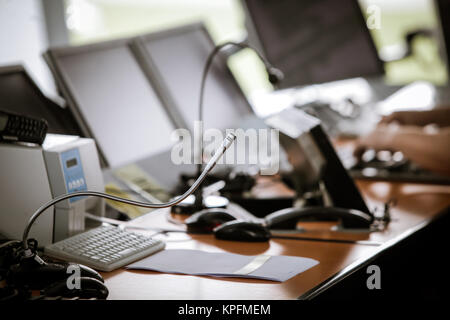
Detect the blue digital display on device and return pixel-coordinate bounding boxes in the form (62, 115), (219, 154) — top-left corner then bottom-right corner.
(61, 148), (87, 203)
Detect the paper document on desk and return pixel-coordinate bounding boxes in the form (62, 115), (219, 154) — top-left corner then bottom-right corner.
(126, 249), (319, 282)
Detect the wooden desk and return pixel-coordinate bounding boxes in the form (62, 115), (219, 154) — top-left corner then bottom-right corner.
(101, 181), (450, 300)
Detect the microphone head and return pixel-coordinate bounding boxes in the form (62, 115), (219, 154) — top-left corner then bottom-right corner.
(223, 132), (236, 150)
(267, 67), (284, 85)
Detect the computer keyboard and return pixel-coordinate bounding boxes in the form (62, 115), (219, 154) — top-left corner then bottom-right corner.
(44, 225), (165, 272)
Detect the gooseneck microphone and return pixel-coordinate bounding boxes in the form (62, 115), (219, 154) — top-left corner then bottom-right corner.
(194, 41), (283, 207)
(22, 133), (236, 255)
(199, 41), (283, 131)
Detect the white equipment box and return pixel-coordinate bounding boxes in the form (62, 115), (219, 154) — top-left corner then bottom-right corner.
(0, 135), (105, 245)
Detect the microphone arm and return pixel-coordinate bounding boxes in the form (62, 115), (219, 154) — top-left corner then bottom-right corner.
(22, 133), (236, 254)
(198, 41), (283, 137)
(195, 41), (283, 206)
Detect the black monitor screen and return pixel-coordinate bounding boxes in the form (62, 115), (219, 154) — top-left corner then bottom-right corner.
(47, 41), (177, 168)
(437, 0), (450, 68)
(0, 66), (79, 135)
(244, 0), (383, 88)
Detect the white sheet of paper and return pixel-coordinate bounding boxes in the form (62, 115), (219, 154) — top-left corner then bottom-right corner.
(126, 249), (319, 282)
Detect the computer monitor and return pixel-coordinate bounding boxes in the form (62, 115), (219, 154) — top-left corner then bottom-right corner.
(45, 38), (178, 168)
(0, 64), (80, 135)
(265, 107), (371, 218)
(134, 22), (254, 133)
(436, 0), (450, 72)
(242, 0), (384, 88)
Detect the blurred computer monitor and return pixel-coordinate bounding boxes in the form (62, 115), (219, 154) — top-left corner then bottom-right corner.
(134, 22), (254, 132)
(45, 38), (178, 168)
(0, 64), (80, 135)
(436, 0), (450, 72)
(242, 0), (384, 88)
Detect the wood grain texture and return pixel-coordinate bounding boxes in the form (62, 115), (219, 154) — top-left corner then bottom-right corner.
(101, 180), (450, 299)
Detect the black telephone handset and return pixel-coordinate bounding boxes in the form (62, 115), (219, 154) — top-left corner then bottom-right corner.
(264, 206), (373, 230)
(0, 110), (48, 145)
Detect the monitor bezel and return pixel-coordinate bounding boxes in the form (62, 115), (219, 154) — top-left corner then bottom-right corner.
(435, 0), (450, 77)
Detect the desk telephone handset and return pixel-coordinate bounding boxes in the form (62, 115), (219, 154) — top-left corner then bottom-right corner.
(264, 206), (373, 229)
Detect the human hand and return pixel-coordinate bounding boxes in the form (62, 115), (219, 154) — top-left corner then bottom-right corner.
(379, 110), (424, 126)
(353, 124), (396, 158)
(353, 124), (423, 158)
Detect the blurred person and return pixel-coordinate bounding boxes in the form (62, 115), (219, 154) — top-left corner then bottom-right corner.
(354, 107), (450, 176)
